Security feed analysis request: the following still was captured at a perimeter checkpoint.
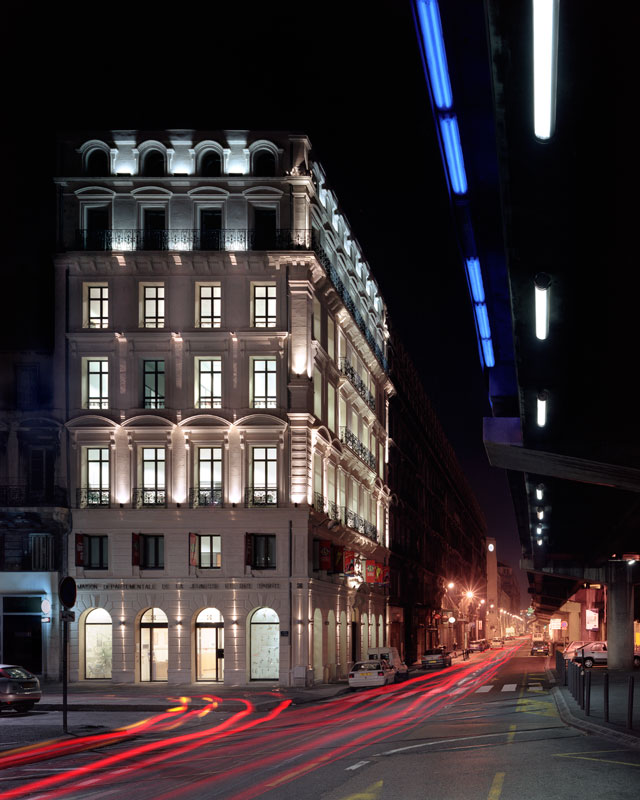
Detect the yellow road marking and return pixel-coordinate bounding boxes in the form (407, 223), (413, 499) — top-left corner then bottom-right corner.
(487, 771), (505, 800)
(339, 780), (384, 800)
(506, 724), (517, 744)
(553, 749), (631, 755)
(554, 755), (640, 767)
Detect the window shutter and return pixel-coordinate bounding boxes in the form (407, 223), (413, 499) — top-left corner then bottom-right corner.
(189, 532), (198, 567)
(245, 533), (253, 567)
(75, 534), (85, 566)
(132, 533), (140, 566)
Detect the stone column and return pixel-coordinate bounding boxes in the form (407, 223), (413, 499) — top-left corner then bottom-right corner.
(607, 560), (634, 670)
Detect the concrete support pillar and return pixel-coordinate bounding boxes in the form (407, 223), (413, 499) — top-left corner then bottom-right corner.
(607, 561), (634, 670)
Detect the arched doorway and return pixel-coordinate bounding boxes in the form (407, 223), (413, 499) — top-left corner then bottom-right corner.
(84, 608), (112, 679)
(140, 608), (168, 681)
(249, 608), (279, 680)
(196, 608), (224, 681)
(313, 608), (323, 682)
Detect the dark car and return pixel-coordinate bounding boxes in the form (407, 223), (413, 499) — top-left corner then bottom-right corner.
(530, 641), (550, 656)
(421, 648), (453, 669)
(0, 665), (42, 712)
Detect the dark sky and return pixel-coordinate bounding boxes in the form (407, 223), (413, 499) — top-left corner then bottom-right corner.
(2, 2), (524, 597)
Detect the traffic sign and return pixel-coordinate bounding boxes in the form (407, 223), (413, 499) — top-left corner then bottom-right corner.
(59, 577), (77, 608)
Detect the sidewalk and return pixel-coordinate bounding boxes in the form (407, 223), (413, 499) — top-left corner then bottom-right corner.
(549, 664), (640, 749)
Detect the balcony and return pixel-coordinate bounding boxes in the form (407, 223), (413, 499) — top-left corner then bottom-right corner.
(73, 228), (312, 253)
(0, 486), (67, 508)
(189, 487), (223, 508)
(0, 533), (57, 571)
(340, 427), (377, 472)
(245, 487), (278, 507)
(340, 358), (375, 410)
(133, 488), (167, 508)
(77, 488), (110, 508)
(343, 508), (379, 543)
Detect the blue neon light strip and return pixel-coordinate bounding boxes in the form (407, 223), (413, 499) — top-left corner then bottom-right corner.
(475, 303), (491, 339)
(416, 0), (453, 110)
(439, 116), (467, 194)
(482, 338), (495, 368)
(466, 257), (485, 303)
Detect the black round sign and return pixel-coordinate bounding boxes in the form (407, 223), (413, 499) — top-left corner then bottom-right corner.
(59, 576), (77, 609)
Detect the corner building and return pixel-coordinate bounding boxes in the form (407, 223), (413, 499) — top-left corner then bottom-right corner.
(53, 130), (394, 686)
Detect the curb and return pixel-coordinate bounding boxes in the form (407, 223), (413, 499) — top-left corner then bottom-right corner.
(550, 686), (640, 750)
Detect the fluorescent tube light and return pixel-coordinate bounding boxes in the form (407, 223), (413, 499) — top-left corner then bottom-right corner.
(481, 338), (495, 368)
(533, 0), (559, 140)
(466, 258), (485, 303)
(475, 303), (491, 339)
(537, 538), (543, 546)
(534, 272), (550, 339)
(536, 483), (544, 501)
(417, 0), (453, 110)
(439, 116), (468, 194)
(537, 390), (548, 427)
(536, 506), (544, 520)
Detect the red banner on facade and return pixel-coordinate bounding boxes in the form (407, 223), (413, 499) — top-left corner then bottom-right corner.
(344, 550), (355, 574)
(319, 540), (332, 570)
(375, 562), (383, 583)
(189, 532), (198, 567)
(382, 565), (390, 585)
(366, 560), (376, 583)
(332, 545), (344, 573)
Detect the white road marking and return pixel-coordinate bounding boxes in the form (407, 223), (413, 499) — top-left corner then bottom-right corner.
(379, 729), (531, 756)
(475, 685), (493, 693)
(528, 684), (544, 692)
(346, 760), (370, 771)
(501, 684), (517, 692)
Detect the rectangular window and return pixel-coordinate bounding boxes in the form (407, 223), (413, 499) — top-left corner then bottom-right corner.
(327, 317), (335, 361)
(313, 297), (322, 342)
(252, 357), (277, 408)
(327, 383), (336, 433)
(252, 284), (276, 328)
(138, 448), (166, 506)
(198, 535), (221, 568)
(249, 446), (277, 506)
(86, 359), (109, 409)
(313, 367), (322, 419)
(141, 284), (165, 328)
(144, 360), (165, 409)
(85, 447), (110, 506)
(86, 285), (109, 328)
(196, 358), (222, 408)
(141, 534), (164, 569)
(197, 284), (221, 328)
(85, 535), (108, 569)
(195, 447), (222, 506)
(248, 534), (276, 569)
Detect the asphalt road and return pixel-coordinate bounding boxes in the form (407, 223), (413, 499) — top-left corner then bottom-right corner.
(1, 642), (639, 799)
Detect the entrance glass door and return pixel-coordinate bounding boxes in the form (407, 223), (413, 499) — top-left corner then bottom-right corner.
(196, 608), (224, 681)
(140, 608), (168, 681)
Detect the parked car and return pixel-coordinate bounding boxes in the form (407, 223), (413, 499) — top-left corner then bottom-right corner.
(489, 638), (504, 649)
(468, 640), (487, 652)
(562, 641), (589, 661)
(421, 648), (453, 669)
(0, 665), (42, 712)
(367, 647), (409, 681)
(571, 641), (640, 668)
(348, 660), (396, 689)
(530, 640), (550, 656)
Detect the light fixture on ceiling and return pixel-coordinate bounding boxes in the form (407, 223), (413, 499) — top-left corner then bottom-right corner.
(534, 272), (551, 340)
(533, 0), (560, 140)
(537, 390), (548, 427)
(416, 0), (453, 110)
(536, 483), (544, 501)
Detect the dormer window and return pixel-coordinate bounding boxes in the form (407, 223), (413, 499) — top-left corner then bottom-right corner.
(142, 149), (165, 177)
(201, 151), (222, 177)
(253, 149), (276, 177)
(85, 149), (110, 177)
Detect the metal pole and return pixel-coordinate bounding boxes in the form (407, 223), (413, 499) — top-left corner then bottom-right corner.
(603, 672), (609, 723)
(627, 676), (635, 730)
(585, 669), (591, 716)
(579, 668), (584, 709)
(62, 617), (68, 734)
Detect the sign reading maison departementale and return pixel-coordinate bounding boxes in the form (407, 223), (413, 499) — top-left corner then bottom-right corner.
(76, 582), (283, 591)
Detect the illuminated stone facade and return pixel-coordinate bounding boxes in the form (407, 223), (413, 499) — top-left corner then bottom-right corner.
(53, 130), (394, 686)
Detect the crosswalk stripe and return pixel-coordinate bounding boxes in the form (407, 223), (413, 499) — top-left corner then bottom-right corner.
(501, 684), (517, 692)
(475, 685), (493, 692)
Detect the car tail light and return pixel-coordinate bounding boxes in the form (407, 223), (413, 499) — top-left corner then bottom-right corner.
(349, 673), (354, 679)
(378, 671), (384, 676)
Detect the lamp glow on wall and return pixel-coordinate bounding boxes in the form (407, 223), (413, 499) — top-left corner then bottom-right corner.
(533, 0), (560, 140)
(534, 272), (551, 339)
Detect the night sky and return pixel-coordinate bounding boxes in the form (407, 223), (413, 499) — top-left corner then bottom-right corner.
(1, 2), (523, 595)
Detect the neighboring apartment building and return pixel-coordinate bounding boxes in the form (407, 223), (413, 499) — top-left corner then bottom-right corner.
(52, 130), (394, 686)
(387, 329), (487, 663)
(0, 350), (67, 678)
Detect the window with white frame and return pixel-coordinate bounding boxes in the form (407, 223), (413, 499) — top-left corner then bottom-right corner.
(195, 358), (222, 408)
(197, 283), (221, 328)
(143, 360), (165, 409)
(313, 297), (322, 342)
(84, 284), (109, 328)
(327, 383), (335, 433)
(251, 357), (277, 408)
(138, 447), (166, 506)
(85, 358), (109, 409)
(195, 447), (222, 507)
(252, 284), (276, 328)
(327, 317), (335, 361)
(140, 284), (165, 328)
(197, 535), (221, 568)
(313, 367), (322, 419)
(84, 447), (110, 506)
(249, 446), (277, 506)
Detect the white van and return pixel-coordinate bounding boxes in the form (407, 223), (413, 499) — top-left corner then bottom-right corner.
(367, 647), (409, 681)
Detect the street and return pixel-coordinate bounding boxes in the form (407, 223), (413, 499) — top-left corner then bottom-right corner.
(1, 641), (639, 799)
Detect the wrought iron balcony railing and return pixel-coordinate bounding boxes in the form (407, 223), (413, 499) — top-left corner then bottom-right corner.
(77, 488), (111, 508)
(245, 487), (278, 507)
(133, 488), (167, 508)
(340, 427), (377, 472)
(74, 228), (313, 253)
(340, 359), (376, 410)
(343, 508), (378, 543)
(189, 486), (223, 508)
(0, 486), (67, 508)
(314, 492), (326, 513)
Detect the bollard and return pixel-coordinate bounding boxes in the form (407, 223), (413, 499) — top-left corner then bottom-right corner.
(570, 661), (575, 697)
(585, 669), (591, 716)
(627, 676), (635, 730)
(578, 667), (583, 708)
(604, 672), (609, 723)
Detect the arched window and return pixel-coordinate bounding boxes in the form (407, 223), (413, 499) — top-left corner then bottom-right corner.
(86, 150), (110, 177)
(249, 607), (279, 680)
(196, 608), (224, 681)
(85, 608), (112, 679)
(253, 149), (276, 177)
(201, 151), (222, 177)
(142, 149), (165, 177)
(140, 607), (168, 681)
